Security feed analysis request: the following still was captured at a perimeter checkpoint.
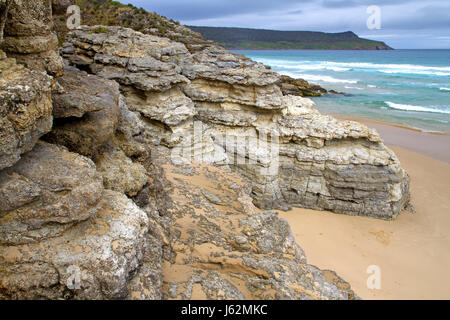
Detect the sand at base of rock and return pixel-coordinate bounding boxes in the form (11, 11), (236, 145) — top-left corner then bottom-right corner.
(279, 146), (450, 300)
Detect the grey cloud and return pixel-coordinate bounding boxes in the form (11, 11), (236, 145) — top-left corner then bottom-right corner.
(130, 0), (309, 20)
(125, 0), (450, 48)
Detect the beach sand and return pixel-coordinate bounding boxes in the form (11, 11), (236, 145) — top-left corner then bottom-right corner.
(279, 121), (450, 300)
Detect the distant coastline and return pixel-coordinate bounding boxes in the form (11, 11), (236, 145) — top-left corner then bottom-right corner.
(189, 26), (393, 50)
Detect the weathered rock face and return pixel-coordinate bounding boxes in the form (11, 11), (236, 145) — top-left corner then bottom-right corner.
(0, 189), (154, 299)
(0, 58), (53, 170)
(0, 141), (103, 245)
(0, 62), (159, 299)
(0, 14), (409, 299)
(96, 145), (148, 197)
(52, 0), (73, 15)
(140, 147), (357, 300)
(64, 26), (410, 220)
(2, 0), (63, 76)
(44, 67), (121, 159)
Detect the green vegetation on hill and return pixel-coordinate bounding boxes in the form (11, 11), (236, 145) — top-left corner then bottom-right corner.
(54, 0), (203, 46)
(189, 26), (393, 50)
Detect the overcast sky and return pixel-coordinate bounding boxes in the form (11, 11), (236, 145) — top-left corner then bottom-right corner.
(126, 0), (450, 49)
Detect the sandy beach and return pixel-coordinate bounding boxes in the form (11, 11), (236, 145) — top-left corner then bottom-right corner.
(279, 119), (450, 300)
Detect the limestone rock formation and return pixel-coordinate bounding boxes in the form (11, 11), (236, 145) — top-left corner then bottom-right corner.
(141, 147), (357, 300)
(2, 0), (64, 76)
(0, 189), (153, 299)
(0, 141), (103, 245)
(0, 5), (412, 301)
(44, 67), (121, 159)
(0, 57), (53, 170)
(96, 145), (148, 197)
(64, 26), (410, 220)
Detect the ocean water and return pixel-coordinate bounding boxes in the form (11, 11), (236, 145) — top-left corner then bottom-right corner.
(233, 49), (450, 133)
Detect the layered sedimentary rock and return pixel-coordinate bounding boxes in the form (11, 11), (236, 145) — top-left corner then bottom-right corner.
(1, 0), (63, 76)
(0, 61), (158, 298)
(0, 188), (154, 299)
(64, 26), (410, 220)
(0, 57), (53, 170)
(0, 13), (409, 299)
(0, 141), (103, 245)
(136, 146), (357, 300)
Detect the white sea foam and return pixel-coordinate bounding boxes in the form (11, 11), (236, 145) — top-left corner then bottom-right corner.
(385, 101), (450, 114)
(257, 57), (450, 77)
(262, 61), (350, 72)
(327, 61), (450, 77)
(440, 87), (450, 91)
(344, 86), (364, 90)
(285, 73), (358, 84)
(379, 69), (450, 76)
(367, 84), (377, 88)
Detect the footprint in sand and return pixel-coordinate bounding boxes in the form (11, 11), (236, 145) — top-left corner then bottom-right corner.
(369, 230), (393, 246)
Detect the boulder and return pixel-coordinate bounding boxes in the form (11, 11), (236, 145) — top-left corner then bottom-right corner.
(0, 190), (156, 299)
(0, 141), (103, 245)
(44, 68), (121, 159)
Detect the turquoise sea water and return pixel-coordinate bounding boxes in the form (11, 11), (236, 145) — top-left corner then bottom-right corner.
(233, 49), (450, 133)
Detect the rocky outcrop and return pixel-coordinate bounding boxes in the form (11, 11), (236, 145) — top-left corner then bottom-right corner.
(0, 57), (53, 170)
(1, 0), (63, 76)
(44, 67), (121, 159)
(0, 6), (411, 300)
(277, 75), (342, 97)
(0, 141), (103, 245)
(137, 147), (357, 300)
(0, 188), (153, 299)
(164, 147), (353, 298)
(64, 26), (410, 220)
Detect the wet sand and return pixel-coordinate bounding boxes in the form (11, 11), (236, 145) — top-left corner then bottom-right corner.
(279, 125), (450, 299)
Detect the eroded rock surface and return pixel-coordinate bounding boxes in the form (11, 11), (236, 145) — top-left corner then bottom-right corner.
(2, 0), (63, 76)
(0, 189), (154, 299)
(0, 58), (53, 170)
(0, 141), (103, 245)
(142, 147), (357, 300)
(64, 26), (410, 219)
(44, 67), (121, 159)
(0, 9), (412, 300)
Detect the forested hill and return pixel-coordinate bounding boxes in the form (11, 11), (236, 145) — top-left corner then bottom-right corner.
(188, 26), (393, 50)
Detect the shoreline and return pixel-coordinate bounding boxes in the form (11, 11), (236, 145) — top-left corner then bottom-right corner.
(335, 114), (450, 136)
(279, 146), (450, 299)
(279, 118), (450, 299)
